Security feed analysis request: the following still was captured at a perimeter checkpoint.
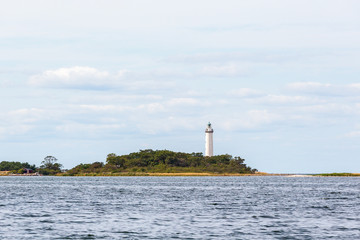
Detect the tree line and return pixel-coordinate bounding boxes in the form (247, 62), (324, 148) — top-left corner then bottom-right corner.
(1, 150), (258, 176)
(0, 156), (62, 175)
(66, 149), (257, 175)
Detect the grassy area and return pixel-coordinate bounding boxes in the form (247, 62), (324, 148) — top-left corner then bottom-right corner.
(314, 173), (360, 177)
(0, 171), (10, 176)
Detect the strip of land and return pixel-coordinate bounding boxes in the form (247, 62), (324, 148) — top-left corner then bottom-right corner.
(313, 173), (360, 177)
(60, 172), (271, 177)
(1, 171), (360, 177)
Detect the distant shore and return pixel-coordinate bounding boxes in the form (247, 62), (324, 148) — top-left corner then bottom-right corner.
(61, 172), (270, 177)
(2, 171), (267, 177)
(312, 173), (360, 177)
(60, 172), (360, 177)
(1, 171), (359, 177)
(61, 173), (359, 177)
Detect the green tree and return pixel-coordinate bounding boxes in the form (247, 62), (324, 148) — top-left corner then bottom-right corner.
(0, 161), (36, 171)
(39, 156), (62, 175)
(106, 153), (125, 168)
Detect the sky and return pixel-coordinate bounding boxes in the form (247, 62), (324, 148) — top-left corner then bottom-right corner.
(1, 0), (360, 173)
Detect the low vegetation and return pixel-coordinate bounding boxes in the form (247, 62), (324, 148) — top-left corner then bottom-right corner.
(314, 173), (360, 177)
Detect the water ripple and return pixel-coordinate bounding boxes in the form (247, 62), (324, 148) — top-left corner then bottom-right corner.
(0, 176), (359, 239)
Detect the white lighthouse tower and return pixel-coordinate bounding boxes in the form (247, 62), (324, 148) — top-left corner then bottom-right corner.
(205, 122), (214, 157)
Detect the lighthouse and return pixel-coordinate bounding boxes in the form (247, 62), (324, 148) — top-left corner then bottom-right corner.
(205, 122), (214, 157)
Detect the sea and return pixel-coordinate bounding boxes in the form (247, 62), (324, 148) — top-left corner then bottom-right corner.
(0, 176), (359, 239)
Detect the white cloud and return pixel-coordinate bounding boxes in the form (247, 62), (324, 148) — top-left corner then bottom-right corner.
(78, 103), (165, 115)
(249, 94), (321, 105)
(288, 82), (331, 91)
(0, 79), (11, 87)
(229, 88), (264, 98)
(71, 94), (163, 104)
(298, 103), (356, 116)
(0, 108), (51, 139)
(345, 131), (360, 137)
(0, 125), (33, 139)
(79, 104), (131, 112)
(55, 123), (125, 135)
(122, 79), (176, 91)
(29, 66), (118, 89)
(8, 108), (48, 122)
(167, 98), (202, 106)
(246, 109), (282, 127)
(287, 82), (360, 96)
(135, 116), (202, 135)
(167, 50), (333, 65)
(222, 110), (282, 130)
(28, 66), (178, 91)
(77, 97), (208, 116)
(200, 64), (246, 77)
(137, 103), (165, 113)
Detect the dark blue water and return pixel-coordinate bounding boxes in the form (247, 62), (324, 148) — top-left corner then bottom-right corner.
(0, 176), (359, 239)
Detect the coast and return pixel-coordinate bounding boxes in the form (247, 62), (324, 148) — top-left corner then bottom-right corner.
(59, 172), (360, 177)
(2, 171), (359, 177)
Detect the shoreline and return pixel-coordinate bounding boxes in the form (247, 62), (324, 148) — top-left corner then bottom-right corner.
(1, 171), (359, 177)
(60, 172), (270, 177)
(60, 172), (360, 177)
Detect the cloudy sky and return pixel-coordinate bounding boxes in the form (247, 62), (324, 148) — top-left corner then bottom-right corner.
(1, 0), (360, 173)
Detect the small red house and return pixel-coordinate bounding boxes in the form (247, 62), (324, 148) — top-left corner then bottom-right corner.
(23, 168), (34, 174)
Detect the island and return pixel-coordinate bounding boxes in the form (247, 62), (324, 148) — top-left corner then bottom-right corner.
(0, 149), (258, 176)
(2, 150), (359, 176)
(65, 149), (258, 176)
